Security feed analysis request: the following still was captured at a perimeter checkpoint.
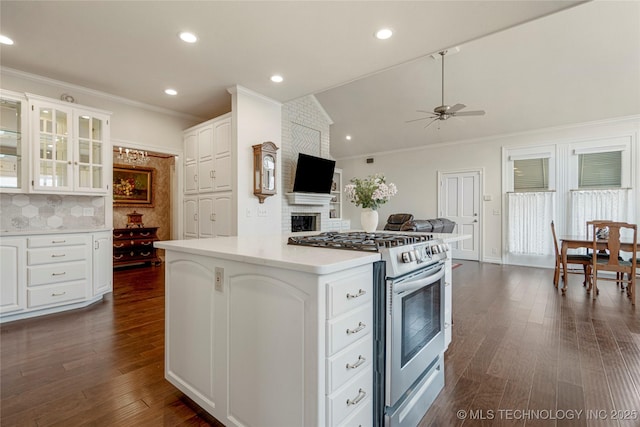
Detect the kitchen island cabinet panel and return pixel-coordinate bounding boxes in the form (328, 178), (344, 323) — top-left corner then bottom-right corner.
(158, 240), (378, 427)
(165, 258), (216, 408)
(228, 274), (312, 427)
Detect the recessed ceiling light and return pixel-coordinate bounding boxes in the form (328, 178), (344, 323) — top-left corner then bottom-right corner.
(179, 32), (198, 43)
(346, 135), (352, 141)
(0, 35), (14, 45)
(164, 89), (178, 96)
(375, 28), (393, 40)
(270, 75), (284, 83)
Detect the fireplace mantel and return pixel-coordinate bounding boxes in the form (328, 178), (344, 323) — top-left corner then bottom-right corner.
(285, 192), (333, 206)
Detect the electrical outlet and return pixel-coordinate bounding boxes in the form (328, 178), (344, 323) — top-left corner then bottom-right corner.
(83, 207), (94, 216)
(257, 207), (267, 217)
(215, 267), (224, 292)
(493, 209), (500, 215)
(491, 248), (498, 255)
(246, 208), (252, 217)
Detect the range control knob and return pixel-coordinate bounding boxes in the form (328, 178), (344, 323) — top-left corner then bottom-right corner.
(401, 252), (411, 263)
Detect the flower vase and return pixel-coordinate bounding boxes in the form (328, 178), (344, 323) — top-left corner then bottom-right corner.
(360, 208), (378, 233)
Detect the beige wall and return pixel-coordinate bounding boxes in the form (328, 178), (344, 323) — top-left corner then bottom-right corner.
(337, 116), (640, 264)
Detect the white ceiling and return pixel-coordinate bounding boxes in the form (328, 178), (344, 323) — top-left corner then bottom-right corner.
(1, 1), (637, 159)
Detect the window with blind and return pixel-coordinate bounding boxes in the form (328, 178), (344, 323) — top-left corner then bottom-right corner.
(578, 151), (622, 188)
(514, 158), (549, 191)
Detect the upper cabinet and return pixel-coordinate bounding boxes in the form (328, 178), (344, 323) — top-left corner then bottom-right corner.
(27, 94), (111, 195)
(0, 90), (28, 192)
(184, 113), (231, 194)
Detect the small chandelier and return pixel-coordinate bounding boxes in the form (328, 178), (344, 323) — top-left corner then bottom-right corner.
(117, 147), (150, 165)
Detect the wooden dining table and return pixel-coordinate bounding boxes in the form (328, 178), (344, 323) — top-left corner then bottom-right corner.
(559, 235), (638, 293)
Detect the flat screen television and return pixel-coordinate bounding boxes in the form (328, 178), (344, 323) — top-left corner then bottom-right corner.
(292, 153), (336, 194)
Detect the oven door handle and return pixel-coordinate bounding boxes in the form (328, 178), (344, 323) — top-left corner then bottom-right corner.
(393, 266), (445, 295)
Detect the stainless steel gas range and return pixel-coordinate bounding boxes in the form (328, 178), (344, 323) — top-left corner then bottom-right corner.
(288, 231), (448, 427)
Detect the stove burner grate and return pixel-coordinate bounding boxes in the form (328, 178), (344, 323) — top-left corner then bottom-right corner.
(288, 231), (433, 252)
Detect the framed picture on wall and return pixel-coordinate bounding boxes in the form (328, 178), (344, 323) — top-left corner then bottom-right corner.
(113, 166), (154, 207)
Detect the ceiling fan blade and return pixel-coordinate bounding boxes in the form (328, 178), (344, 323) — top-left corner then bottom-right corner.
(453, 110), (486, 117)
(405, 116), (432, 123)
(424, 118), (440, 129)
(416, 109), (437, 115)
(448, 103), (466, 113)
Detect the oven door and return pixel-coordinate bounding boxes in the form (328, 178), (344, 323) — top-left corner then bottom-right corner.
(385, 262), (445, 408)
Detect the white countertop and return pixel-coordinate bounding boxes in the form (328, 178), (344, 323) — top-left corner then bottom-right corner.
(155, 235), (382, 275)
(155, 232), (470, 275)
(1, 228), (111, 236)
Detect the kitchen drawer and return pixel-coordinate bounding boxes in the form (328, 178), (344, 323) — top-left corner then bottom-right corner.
(28, 261), (87, 286)
(326, 335), (372, 394)
(326, 305), (372, 356)
(336, 397), (372, 427)
(326, 268), (372, 319)
(326, 368), (372, 427)
(27, 235), (87, 248)
(27, 281), (86, 308)
(27, 246), (87, 265)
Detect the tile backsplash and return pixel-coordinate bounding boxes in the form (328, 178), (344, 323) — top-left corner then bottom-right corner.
(0, 193), (105, 232)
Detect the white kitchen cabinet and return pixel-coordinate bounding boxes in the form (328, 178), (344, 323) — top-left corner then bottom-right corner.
(28, 94), (111, 195)
(184, 193), (232, 239)
(26, 233), (91, 308)
(184, 114), (232, 195)
(160, 247), (374, 427)
(183, 196), (198, 238)
(0, 90), (28, 192)
(93, 231), (112, 296)
(0, 237), (26, 314)
(0, 231), (113, 323)
(183, 113), (234, 239)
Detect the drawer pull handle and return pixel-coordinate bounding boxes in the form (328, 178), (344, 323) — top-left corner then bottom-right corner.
(346, 355), (366, 370)
(114, 233), (123, 238)
(140, 232), (151, 237)
(114, 254), (124, 259)
(114, 243), (125, 248)
(51, 291), (67, 297)
(346, 289), (366, 299)
(346, 322), (366, 335)
(51, 254), (66, 258)
(51, 272), (66, 276)
(141, 241), (152, 246)
(346, 388), (366, 406)
(141, 252), (151, 256)
(51, 240), (66, 244)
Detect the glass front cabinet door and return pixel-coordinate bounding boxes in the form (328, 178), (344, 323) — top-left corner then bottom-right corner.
(0, 90), (28, 191)
(29, 95), (110, 194)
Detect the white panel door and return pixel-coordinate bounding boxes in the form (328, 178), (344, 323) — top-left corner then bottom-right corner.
(439, 171), (480, 260)
(198, 195), (214, 238)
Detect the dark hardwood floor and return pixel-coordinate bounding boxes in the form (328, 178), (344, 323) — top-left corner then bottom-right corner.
(1, 262), (639, 426)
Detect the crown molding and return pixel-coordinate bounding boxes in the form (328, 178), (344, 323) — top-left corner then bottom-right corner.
(0, 66), (204, 121)
(227, 84), (282, 107)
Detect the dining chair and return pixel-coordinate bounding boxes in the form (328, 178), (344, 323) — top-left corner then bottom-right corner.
(588, 221), (637, 304)
(551, 221), (591, 290)
(586, 219), (624, 288)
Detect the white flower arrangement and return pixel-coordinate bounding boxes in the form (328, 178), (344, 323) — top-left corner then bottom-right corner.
(344, 174), (397, 210)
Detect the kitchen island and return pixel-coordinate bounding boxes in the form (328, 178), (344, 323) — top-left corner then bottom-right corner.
(155, 233), (467, 427)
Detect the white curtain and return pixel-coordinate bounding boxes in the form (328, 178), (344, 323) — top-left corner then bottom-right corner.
(508, 191), (555, 255)
(570, 189), (631, 235)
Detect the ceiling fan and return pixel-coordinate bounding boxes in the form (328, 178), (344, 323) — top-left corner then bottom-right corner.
(407, 50), (485, 128)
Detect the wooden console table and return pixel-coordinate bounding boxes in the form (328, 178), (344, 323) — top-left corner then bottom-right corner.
(113, 227), (161, 267)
